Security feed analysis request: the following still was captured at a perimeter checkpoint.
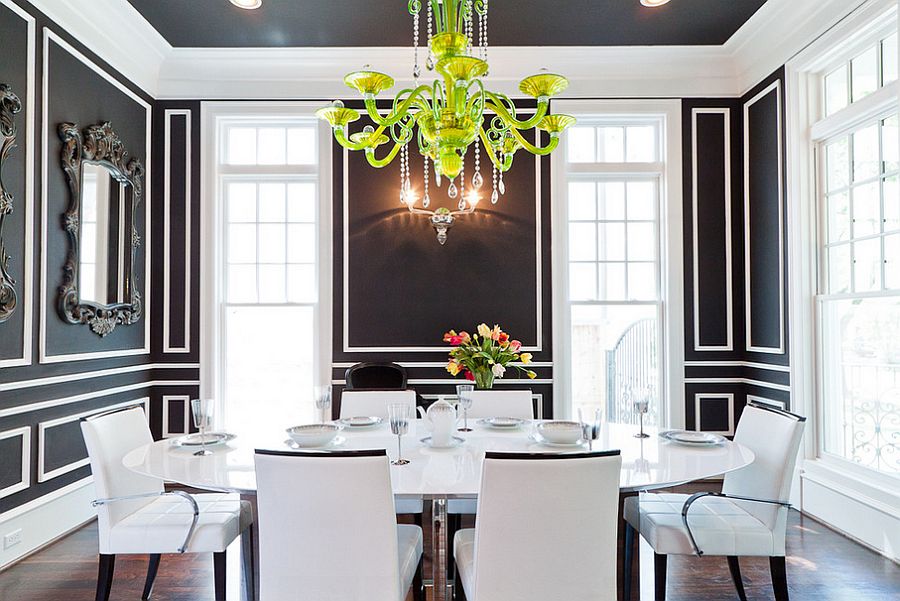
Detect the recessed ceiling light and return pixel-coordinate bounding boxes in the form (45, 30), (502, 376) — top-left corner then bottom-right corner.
(640, 0), (671, 6)
(230, 0), (262, 9)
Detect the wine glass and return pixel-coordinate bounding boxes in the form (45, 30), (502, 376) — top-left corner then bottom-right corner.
(456, 384), (474, 432)
(388, 403), (411, 466)
(190, 398), (214, 456)
(633, 387), (651, 439)
(578, 407), (603, 450)
(314, 385), (332, 423)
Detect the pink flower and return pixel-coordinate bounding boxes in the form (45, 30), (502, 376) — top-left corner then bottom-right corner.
(464, 370), (475, 381)
(509, 339), (522, 352)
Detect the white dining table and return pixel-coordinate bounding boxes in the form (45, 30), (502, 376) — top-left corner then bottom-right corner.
(123, 420), (755, 601)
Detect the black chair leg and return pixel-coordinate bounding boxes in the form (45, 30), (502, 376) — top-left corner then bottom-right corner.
(142, 554), (161, 600)
(455, 560), (467, 601)
(95, 554), (116, 601)
(623, 522), (636, 601)
(413, 512), (423, 528)
(214, 551), (227, 601)
(727, 556), (747, 601)
(770, 556), (790, 601)
(654, 553), (667, 601)
(413, 554), (425, 601)
(241, 525), (256, 601)
(447, 513), (461, 579)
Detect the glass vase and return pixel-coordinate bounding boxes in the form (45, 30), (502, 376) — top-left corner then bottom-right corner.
(473, 370), (495, 390)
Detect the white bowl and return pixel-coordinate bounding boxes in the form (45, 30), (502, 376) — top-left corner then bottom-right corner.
(286, 424), (341, 447)
(536, 421), (584, 444)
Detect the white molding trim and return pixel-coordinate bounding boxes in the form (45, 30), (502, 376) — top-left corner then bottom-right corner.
(0, 362), (199, 393)
(333, 378), (553, 386)
(161, 394), (191, 438)
(0, 380), (198, 419)
(38, 29), (152, 364)
(0, 476), (92, 524)
(341, 126), (543, 354)
(163, 109), (192, 354)
(685, 377), (792, 392)
(691, 108), (734, 352)
(36, 398), (149, 483)
(0, 426), (31, 499)
(331, 361), (554, 369)
(694, 393), (735, 436)
(747, 394), (787, 410)
(684, 360), (792, 373)
(743, 79), (786, 355)
(0, 0), (35, 369)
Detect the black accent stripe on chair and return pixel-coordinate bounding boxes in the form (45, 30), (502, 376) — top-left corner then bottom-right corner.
(485, 449), (621, 460)
(746, 401), (806, 422)
(254, 448), (387, 458)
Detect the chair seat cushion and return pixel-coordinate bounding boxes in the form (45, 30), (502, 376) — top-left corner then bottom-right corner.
(397, 524), (424, 597)
(624, 493), (776, 557)
(395, 497), (424, 515)
(106, 493), (252, 554)
(453, 528), (476, 598)
(448, 498), (477, 514)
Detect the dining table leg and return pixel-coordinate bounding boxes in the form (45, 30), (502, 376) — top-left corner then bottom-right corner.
(432, 497), (451, 601)
(619, 491), (640, 601)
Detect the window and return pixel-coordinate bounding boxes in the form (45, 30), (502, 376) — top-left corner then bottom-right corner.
(814, 19), (900, 477)
(207, 109), (330, 436)
(555, 107), (679, 427)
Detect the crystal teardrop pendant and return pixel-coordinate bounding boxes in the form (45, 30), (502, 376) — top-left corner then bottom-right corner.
(472, 171), (484, 188)
(413, 64), (421, 79)
(498, 178), (506, 195)
(458, 197), (466, 211)
(423, 193), (431, 208)
(448, 180), (458, 198)
(491, 189), (499, 204)
(426, 55), (434, 70)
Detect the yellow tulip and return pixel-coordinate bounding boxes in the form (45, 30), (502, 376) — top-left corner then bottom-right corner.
(477, 323), (492, 338)
(519, 352), (533, 365)
(446, 361), (462, 376)
(527, 370), (537, 379)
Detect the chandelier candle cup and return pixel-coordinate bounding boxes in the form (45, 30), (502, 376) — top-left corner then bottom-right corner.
(317, 0), (574, 243)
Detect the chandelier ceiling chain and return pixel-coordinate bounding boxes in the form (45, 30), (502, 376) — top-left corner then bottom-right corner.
(317, 0), (575, 244)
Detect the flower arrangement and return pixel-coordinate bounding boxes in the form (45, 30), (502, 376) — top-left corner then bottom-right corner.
(444, 323), (536, 389)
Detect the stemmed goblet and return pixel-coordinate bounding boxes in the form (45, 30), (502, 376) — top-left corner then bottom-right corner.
(633, 387), (651, 439)
(578, 407), (603, 450)
(388, 403), (411, 466)
(189, 398), (214, 456)
(315, 385), (332, 423)
(456, 384), (475, 432)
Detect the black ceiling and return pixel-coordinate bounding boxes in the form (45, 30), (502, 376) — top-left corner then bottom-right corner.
(126, 0), (768, 48)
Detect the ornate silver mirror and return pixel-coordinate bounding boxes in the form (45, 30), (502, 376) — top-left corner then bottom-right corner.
(58, 122), (144, 337)
(0, 84), (22, 323)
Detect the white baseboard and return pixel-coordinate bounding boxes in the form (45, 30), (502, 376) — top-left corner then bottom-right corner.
(0, 477), (97, 569)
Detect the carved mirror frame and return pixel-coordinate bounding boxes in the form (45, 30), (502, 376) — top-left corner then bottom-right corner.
(0, 84), (22, 323)
(58, 121), (144, 337)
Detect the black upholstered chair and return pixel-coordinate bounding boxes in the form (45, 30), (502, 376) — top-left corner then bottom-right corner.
(345, 362), (408, 390)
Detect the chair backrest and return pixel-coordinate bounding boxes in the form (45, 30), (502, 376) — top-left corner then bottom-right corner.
(723, 403), (806, 531)
(464, 390), (535, 419)
(471, 450), (622, 601)
(81, 407), (163, 532)
(254, 449), (401, 601)
(345, 362), (407, 390)
(339, 389), (417, 419)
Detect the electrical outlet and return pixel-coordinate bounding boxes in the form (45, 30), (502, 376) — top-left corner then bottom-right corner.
(3, 529), (22, 549)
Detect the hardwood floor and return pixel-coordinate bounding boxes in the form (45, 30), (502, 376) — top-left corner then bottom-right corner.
(0, 511), (897, 600)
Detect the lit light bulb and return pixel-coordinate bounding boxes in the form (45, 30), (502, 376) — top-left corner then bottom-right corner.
(229, 0), (262, 9)
(467, 191), (481, 207)
(639, 0), (670, 6)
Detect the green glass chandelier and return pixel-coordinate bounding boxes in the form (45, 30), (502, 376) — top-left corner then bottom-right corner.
(316, 0), (575, 244)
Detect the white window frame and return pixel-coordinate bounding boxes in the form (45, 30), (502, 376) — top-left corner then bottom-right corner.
(200, 102), (333, 424)
(551, 99), (684, 426)
(786, 0), (899, 556)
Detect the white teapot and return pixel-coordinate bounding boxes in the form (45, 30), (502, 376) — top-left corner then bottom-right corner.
(417, 399), (459, 447)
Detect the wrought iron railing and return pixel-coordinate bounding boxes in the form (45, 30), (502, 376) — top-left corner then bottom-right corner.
(840, 361), (899, 474)
(605, 318), (658, 426)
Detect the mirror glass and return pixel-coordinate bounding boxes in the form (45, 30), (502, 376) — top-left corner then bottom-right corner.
(79, 162), (130, 306)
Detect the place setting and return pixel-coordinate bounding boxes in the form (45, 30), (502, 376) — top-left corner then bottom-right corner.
(170, 398), (237, 455)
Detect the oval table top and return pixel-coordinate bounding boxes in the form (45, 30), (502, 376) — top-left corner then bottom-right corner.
(123, 420), (755, 496)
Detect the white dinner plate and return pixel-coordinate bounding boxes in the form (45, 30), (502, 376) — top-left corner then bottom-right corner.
(338, 416), (383, 428)
(171, 433), (236, 449)
(659, 430), (726, 446)
(420, 435), (465, 449)
(529, 432), (587, 448)
(478, 417), (526, 429)
(283, 436), (346, 450)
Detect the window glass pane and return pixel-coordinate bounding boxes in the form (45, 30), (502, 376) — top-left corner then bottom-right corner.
(825, 65), (849, 116)
(569, 223), (597, 261)
(227, 127), (257, 165)
(852, 124), (879, 182)
(628, 263), (657, 300)
(568, 182), (596, 220)
(884, 176), (899, 232)
(257, 128), (287, 165)
(827, 191), (851, 243)
(287, 128), (316, 164)
(258, 264), (286, 302)
(851, 46), (879, 102)
(569, 263), (597, 300)
(227, 224), (256, 263)
(820, 297), (900, 475)
(826, 137), (850, 191)
(227, 183), (257, 223)
(227, 265), (257, 303)
(853, 237), (882, 292)
(567, 127), (595, 163)
(599, 182), (626, 220)
(287, 183), (317, 222)
(599, 223), (626, 261)
(852, 182), (881, 238)
(882, 32), (898, 85)
(597, 127), (625, 162)
(885, 234), (900, 290)
(626, 181), (656, 220)
(598, 263), (626, 300)
(570, 304), (659, 426)
(626, 126), (656, 162)
(287, 224), (316, 263)
(258, 183), (286, 222)
(883, 114), (899, 173)
(258, 224), (286, 264)
(287, 265), (317, 302)
(828, 244), (851, 294)
(627, 222), (656, 261)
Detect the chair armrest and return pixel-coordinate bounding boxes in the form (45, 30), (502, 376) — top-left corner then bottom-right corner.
(93, 491), (200, 553)
(680, 492), (791, 556)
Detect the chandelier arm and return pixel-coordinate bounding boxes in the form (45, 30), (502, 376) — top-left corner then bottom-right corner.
(331, 125), (390, 151)
(361, 85), (432, 127)
(477, 128), (513, 172)
(483, 94), (549, 130)
(364, 141), (406, 168)
(505, 125), (561, 156)
(465, 79), (486, 123)
(430, 0), (444, 32)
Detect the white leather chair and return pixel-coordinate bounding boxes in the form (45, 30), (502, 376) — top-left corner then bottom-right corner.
(254, 448), (424, 601)
(623, 403), (806, 601)
(81, 407), (254, 601)
(463, 390), (535, 420)
(454, 450), (622, 601)
(339, 389), (423, 518)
